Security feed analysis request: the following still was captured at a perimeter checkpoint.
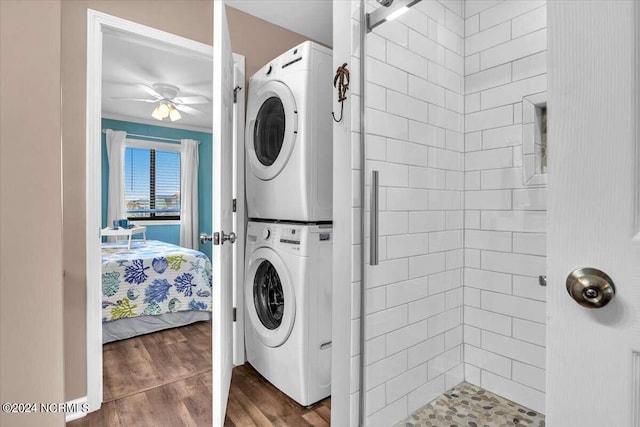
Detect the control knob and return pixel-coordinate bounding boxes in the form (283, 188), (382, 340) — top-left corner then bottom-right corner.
(261, 228), (271, 240)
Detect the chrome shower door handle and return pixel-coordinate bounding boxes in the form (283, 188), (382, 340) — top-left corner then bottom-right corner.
(370, 170), (379, 266)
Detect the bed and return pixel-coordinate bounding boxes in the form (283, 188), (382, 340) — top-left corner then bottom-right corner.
(101, 239), (212, 343)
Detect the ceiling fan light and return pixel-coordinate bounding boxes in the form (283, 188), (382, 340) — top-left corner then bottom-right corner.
(151, 105), (164, 121)
(169, 106), (182, 122)
(158, 102), (170, 118)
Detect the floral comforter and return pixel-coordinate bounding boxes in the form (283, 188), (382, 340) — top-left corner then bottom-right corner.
(101, 240), (212, 322)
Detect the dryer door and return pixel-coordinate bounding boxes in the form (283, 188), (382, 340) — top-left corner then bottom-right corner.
(246, 80), (298, 181)
(245, 247), (296, 347)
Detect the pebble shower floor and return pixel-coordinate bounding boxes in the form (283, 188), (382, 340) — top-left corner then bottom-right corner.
(395, 382), (545, 427)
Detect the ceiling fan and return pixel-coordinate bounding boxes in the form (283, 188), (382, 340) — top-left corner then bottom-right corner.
(113, 83), (209, 121)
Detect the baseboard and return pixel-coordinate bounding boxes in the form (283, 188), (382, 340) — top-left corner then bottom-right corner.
(64, 396), (88, 422)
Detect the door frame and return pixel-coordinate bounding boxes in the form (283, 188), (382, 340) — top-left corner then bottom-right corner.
(85, 9), (246, 415)
(635, 1), (640, 241)
(232, 59), (246, 366)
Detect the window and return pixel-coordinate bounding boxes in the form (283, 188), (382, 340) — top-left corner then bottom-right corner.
(125, 146), (181, 220)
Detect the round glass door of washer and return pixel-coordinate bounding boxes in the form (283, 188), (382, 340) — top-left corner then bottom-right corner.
(245, 247), (296, 347)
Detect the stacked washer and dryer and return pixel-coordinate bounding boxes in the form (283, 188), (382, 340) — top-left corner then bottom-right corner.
(244, 41), (333, 406)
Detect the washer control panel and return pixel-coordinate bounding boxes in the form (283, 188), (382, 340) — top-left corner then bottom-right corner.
(247, 222), (332, 257)
(279, 228), (301, 245)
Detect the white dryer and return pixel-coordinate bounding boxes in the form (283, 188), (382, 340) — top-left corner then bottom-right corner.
(244, 221), (332, 406)
(245, 41), (333, 222)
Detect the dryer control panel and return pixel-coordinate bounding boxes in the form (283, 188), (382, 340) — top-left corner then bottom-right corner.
(249, 40), (332, 83)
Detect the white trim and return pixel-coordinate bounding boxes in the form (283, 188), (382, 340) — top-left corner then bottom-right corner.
(86, 9), (104, 413)
(330, 0), (354, 424)
(86, 9), (215, 414)
(635, 0), (640, 240)
(93, 11), (212, 55)
(102, 112), (213, 134)
(634, 352), (640, 427)
(232, 55), (247, 365)
(64, 396), (88, 422)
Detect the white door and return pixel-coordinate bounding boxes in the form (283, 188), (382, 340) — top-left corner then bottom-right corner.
(212, 1), (235, 424)
(548, 2), (640, 426)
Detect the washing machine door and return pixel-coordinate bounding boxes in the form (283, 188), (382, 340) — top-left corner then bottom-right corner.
(246, 80), (298, 181)
(245, 247), (296, 347)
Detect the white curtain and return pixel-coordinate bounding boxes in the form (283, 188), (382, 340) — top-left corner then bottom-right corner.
(180, 139), (199, 249)
(106, 130), (127, 231)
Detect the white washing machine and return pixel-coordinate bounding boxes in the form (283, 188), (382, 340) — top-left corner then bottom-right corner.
(245, 41), (333, 222)
(244, 221), (332, 406)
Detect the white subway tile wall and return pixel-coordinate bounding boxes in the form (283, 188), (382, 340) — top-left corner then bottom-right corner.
(362, 1), (465, 425)
(348, 1), (547, 424)
(463, 0), (547, 414)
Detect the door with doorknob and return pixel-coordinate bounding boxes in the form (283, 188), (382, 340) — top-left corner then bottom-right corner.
(547, 2), (640, 425)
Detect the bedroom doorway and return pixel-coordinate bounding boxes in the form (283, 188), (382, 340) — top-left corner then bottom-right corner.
(82, 9), (245, 422)
(99, 27), (214, 344)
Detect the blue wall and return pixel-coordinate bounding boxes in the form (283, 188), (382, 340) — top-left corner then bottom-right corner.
(102, 118), (212, 260)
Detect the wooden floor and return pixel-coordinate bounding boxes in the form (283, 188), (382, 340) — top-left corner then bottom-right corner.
(68, 322), (330, 427)
(224, 364), (330, 427)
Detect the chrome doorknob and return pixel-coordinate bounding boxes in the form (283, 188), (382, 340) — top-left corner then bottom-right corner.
(200, 232), (213, 244)
(566, 267), (615, 308)
(221, 231), (236, 244)
(200, 231), (236, 245)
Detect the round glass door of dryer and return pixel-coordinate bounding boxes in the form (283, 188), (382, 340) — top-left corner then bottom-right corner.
(246, 80), (298, 181)
(245, 247), (296, 347)
(254, 97), (285, 166)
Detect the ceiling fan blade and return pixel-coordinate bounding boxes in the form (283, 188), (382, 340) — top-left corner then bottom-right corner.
(175, 104), (203, 115)
(136, 84), (163, 99)
(174, 96), (209, 105)
(111, 97), (157, 103)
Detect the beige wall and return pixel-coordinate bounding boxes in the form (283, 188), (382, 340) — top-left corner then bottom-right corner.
(0, 1), (65, 426)
(62, 1), (322, 401)
(62, 0), (214, 401)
